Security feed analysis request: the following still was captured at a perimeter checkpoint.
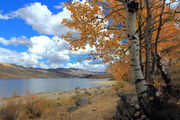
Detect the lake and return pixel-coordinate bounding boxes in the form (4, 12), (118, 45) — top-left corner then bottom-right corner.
(0, 78), (108, 98)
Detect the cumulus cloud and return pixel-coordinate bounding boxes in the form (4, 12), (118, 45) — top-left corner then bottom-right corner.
(0, 47), (41, 67)
(0, 36), (32, 46)
(70, 45), (96, 56)
(7, 2), (72, 35)
(0, 35), (71, 66)
(28, 35), (96, 63)
(0, 1), (107, 72)
(0, 35), (96, 68)
(66, 59), (107, 72)
(0, 45), (105, 71)
(28, 35), (70, 63)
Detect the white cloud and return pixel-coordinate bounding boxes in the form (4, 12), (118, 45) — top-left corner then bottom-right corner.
(0, 35), (71, 66)
(0, 47), (41, 67)
(70, 44), (96, 56)
(0, 10), (10, 20)
(39, 62), (49, 69)
(54, 2), (64, 9)
(0, 36), (32, 46)
(0, 35), (97, 68)
(28, 35), (95, 63)
(7, 2), (72, 35)
(0, 1), (107, 72)
(0, 14), (10, 20)
(66, 59), (107, 72)
(50, 63), (59, 69)
(28, 35), (70, 63)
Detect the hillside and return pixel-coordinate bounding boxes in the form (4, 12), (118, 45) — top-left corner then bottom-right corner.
(0, 62), (111, 79)
(0, 62), (76, 79)
(81, 73), (113, 79)
(47, 68), (92, 77)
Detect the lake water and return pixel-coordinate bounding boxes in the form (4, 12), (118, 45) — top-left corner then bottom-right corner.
(0, 78), (108, 98)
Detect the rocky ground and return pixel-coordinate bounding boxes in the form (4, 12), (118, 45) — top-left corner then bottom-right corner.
(0, 80), (134, 120)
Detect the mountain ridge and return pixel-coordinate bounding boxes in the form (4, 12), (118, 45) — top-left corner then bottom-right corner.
(0, 62), (110, 79)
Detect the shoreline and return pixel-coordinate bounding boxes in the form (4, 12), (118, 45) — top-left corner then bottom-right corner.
(0, 80), (115, 100)
(0, 82), (116, 110)
(34, 80), (116, 100)
(0, 80), (135, 120)
(0, 78), (112, 99)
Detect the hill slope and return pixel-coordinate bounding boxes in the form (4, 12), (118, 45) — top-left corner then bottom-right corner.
(0, 62), (111, 79)
(0, 63), (76, 79)
(47, 68), (92, 77)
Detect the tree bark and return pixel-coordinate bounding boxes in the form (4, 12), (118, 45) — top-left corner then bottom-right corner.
(151, 0), (166, 81)
(156, 53), (173, 91)
(126, 0), (148, 99)
(144, 0), (154, 85)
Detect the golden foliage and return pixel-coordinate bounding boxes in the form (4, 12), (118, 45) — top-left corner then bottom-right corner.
(62, 0), (179, 82)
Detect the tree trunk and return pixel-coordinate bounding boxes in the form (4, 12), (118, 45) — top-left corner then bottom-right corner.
(115, 1), (179, 119)
(144, 0), (154, 85)
(126, 0), (147, 99)
(156, 53), (173, 91)
(151, 0), (166, 82)
(138, 9), (144, 73)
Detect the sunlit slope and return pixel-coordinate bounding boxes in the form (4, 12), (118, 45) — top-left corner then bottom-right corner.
(0, 62), (74, 79)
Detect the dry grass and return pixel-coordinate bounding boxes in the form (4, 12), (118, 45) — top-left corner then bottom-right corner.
(0, 94), (20, 120)
(23, 95), (43, 119)
(0, 85), (133, 120)
(112, 80), (135, 94)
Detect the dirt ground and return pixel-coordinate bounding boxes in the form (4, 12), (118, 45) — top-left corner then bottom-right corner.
(0, 81), (135, 120)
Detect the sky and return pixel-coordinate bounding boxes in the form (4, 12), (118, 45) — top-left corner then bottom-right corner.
(0, 0), (107, 72)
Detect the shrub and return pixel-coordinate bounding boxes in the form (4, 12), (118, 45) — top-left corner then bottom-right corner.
(23, 95), (42, 119)
(0, 96), (20, 120)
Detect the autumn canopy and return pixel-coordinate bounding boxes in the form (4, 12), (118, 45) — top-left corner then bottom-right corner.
(62, 0), (179, 84)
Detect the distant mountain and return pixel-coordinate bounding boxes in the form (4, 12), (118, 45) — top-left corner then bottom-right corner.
(0, 62), (76, 79)
(0, 62), (111, 79)
(81, 73), (112, 79)
(47, 68), (92, 77)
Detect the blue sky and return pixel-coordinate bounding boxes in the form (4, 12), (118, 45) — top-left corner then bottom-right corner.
(0, 0), (107, 72)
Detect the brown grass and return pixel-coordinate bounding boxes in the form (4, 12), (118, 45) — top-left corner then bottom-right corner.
(23, 95), (42, 119)
(0, 95), (20, 120)
(0, 84), (135, 120)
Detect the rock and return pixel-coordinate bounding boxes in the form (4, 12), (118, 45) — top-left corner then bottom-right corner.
(115, 94), (142, 120)
(75, 97), (90, 107)
(67, 105), (77, 112)
(84, 91), (91, 96)
(75, 87), (80, 90)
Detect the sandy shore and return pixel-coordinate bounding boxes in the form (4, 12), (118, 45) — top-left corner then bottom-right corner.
(35, 80), (116, 100)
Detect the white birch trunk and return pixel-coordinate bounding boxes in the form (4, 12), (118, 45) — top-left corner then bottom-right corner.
(126, 0), (147, 98)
